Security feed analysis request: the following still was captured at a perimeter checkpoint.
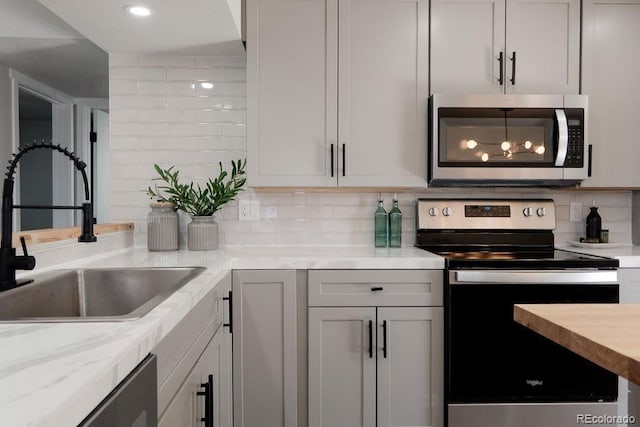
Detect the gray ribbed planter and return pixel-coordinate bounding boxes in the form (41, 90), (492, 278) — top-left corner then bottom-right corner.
(188, 216), (219, 250)
(147, 202), (179, 251)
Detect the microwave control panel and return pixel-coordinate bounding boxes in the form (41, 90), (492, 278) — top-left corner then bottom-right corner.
(564, 109), (584, 168)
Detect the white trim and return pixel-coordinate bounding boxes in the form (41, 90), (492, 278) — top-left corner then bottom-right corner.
(9, 69), (76, 229)
(10, 76), (20, 231)
(9, 69), (73, 105)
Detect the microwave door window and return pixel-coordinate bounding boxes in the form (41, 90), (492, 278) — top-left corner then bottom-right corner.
(438, 109), (555, 167)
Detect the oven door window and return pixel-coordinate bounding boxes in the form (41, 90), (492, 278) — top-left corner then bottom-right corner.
(438, 108), (556, 167)
(448, 283), (618, 403)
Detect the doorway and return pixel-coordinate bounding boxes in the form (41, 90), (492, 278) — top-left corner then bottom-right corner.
(18, 89), (53, 230)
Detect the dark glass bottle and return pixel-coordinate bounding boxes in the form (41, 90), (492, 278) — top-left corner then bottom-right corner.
(586, 206), (602, 240)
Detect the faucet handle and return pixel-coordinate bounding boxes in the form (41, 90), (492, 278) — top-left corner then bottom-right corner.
(16, 236), (36, 271)
(19, 236), (29, 256)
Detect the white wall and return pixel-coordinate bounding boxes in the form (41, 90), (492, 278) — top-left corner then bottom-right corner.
(109, 53), (632, 248)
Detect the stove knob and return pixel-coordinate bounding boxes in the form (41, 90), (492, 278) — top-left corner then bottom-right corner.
(428, 207), (440, 217)
(536, 207), (546, 217)
(442, 207), (453, 217)
(523, 207), (533, 217)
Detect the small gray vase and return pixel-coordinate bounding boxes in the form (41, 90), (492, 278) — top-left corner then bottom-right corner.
(188, 216), (218, 250)
(147, 202), (179, 251)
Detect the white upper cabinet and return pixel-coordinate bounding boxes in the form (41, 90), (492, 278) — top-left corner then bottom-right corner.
(247, 0), (428, 188)
(431, 0), (580, 94)
(246, 0), (337, 187)
(431, 0), (505, 94)
(580, 0), (640, 188)
(337, 0), (428, 187)
(505, 0), (580, 94)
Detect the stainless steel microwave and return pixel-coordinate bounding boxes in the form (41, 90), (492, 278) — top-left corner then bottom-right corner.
(429, 94), (588, 186)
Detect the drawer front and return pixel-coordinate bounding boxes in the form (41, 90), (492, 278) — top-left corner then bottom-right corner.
(308, 270), (443, 307)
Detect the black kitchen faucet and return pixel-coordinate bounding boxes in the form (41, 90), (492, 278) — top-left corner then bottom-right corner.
(0, 142), (96, 291)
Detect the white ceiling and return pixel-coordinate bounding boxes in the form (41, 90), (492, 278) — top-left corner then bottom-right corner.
(0, 0), (108, 98)
(0, 0), (243, 100)
(39, 0), (245, 56)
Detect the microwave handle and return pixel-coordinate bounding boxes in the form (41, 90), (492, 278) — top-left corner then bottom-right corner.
(554, 109), (568, 166)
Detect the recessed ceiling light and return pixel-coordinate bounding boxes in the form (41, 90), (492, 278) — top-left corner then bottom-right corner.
(125, 5), (152, 17)
(200, 82), (214, 89)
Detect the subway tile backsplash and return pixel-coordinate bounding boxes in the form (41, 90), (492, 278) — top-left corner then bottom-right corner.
(109, 54), (632, 248)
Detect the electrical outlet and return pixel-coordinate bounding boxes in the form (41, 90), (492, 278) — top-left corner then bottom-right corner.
(569, 202), (582, 223)
(239, 200), (260, 220)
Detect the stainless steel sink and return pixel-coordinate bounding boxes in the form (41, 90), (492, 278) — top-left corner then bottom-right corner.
(0, 267), (206, 322)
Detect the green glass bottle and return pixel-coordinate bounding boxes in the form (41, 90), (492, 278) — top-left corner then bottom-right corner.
(388, 195), (402, 248)
(374, 197), (388, 247)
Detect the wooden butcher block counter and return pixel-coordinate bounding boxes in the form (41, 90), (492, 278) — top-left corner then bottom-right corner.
(514, 303), (640, 385)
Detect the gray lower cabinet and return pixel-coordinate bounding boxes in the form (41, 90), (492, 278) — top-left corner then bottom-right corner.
(158, 326), (229, 427)
(308, 270), (444, 427)
(232, 270), (307, 427)
(155, 273), (232, 427)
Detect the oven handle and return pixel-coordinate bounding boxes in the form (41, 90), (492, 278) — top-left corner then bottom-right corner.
(554, 109), (569, 166)
(452, 270), (618, 285)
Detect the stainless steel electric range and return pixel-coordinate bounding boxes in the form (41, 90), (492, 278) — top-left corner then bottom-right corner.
(415, 199), (620, 427)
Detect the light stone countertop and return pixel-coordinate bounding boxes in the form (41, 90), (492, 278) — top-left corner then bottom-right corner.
(0, 245), (443, 427)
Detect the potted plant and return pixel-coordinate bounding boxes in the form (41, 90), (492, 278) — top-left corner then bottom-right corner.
(147, 159), (246, 250)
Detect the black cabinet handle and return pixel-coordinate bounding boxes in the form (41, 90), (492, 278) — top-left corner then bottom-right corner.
(510, 51), (516, 85)
(223, 291), (233, 334)
(368, 320), (373, 359)
(371, 286), (384, 292)
(498, 51), (504, 85)
(197, 375), (214, 427)
(342, 144), (346, 177)
(588, 144), (593, 177)
(382, 320), (388, 358)
(330, 144), (334, 177)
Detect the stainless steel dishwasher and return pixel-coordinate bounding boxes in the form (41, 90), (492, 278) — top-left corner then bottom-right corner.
(79, 354), (157, 427)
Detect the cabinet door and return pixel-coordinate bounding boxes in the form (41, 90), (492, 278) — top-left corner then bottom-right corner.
(431, 0), (505, 94)
(219, 276), (233, 427)
(505, 0), (580, 94)
(158, 327), (222, 427)
(219, 320), (233, 427)
(308, 307), (377, 427)
(581, 0), (640, 188)
(377, 308), (444, 427)
(232, 270), (299, 427)
(246, 0), (338, 187)
(338, 0), (428, 187)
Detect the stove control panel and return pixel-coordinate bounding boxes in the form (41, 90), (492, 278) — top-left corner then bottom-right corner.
(417, 199), (556, 230)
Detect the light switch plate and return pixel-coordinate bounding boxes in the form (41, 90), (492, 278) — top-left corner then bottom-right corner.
(569, 202), (582, 223)
(239, 200), (260, 220)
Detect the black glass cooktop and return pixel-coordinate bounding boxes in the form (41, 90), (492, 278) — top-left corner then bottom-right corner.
(415, 229), (618, 269)
(416, 247), (619, 269)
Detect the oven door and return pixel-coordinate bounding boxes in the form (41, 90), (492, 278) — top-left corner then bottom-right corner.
(447, 269), (619, 404)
